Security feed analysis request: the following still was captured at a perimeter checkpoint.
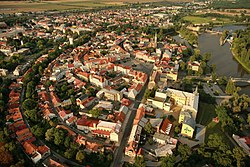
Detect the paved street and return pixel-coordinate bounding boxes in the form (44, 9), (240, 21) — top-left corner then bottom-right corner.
(111, 60), (153, 167)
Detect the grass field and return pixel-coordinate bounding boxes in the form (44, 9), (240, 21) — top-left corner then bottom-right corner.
(196, 102), (234, 147)
(183, 15), (233, 24)
(196, 102), (216, 126)
(0, 0), (193, 14)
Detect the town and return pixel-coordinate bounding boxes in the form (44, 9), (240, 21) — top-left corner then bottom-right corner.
(0, 1), (250, 167)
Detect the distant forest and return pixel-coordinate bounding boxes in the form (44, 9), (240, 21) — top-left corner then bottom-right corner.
(211, 0), (250, 9)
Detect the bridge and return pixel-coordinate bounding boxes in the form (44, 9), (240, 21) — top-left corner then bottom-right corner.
(231, 78), (250, 84)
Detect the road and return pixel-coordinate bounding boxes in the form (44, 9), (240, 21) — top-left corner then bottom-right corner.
(111, 62), (153, 167)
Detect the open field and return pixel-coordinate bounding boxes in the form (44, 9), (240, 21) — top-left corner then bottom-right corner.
(183, 15), (233, 24)
(0, 0), (192, 14)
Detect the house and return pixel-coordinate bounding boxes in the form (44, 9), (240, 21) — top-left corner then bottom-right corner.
(0, 68), (8, 76)
(23, 142), (50, 164)
(93, 120), (121, 142)
(93, 100), (113, 111)
(47, 159), (68, 167)
(232, 134), (250, 156)
(154, 144), (176, 157)
(76, 94), (88, 106)
(179, 110), (196, 138)
(128, 83), (142, 100)
(66, 116), (77, 126)
(149, 118), (163, 132)
(76, 117), (99, 132)
(159, 118), (173, 135)
(147, 96), (171, 111)
(61, 99), (72, 107)
(188, 61), (200, 72)
(42, 108), (56, 120)
(121, 98), (132, 107)
(58, 108), (73, 121)
(97, 88), (123, 101)
(125, 104), (146, 157)
(148, 71), (160, 90)
(50, 92), (61, 107)
(153, 132), (178, 145)
(16, 128), (35, 143)
(78, 97), (96, 109)
(166, 88), (199, 112)
(23, 142), (41, 164)
(89, 74), (108, 88)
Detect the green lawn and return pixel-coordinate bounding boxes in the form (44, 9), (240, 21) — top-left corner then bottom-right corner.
(196, 102), (216, 126)
(197, 102), (234, 148)
(183, 15), (233, 24)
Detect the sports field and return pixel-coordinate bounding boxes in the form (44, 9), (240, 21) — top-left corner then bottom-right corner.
(0, 0), (192, 14)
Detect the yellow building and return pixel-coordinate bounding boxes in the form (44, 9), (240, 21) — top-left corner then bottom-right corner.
(181, 123), (195, 138)
(179, 110), (196, 138)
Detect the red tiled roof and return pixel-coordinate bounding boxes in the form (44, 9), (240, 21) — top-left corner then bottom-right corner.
(160, 118), (172, 134)
(23, 142), (37, 155)
(77, 117), (99, 128)
(38, 145), (50, 155)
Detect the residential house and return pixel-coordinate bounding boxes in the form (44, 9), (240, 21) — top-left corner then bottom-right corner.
(89, 74), (108, 88)
(97, 88), (123, 101)
(66, 116), (77, 126)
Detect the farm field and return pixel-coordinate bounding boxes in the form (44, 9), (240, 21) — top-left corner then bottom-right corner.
(0, 0), (192, 14)
(183, 15), (234, 24)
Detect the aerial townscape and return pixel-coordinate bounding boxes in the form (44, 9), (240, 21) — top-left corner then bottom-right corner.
(0, 0), (250, 167)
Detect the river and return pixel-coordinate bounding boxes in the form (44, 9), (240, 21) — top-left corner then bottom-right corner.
(174, 25), (250, 95)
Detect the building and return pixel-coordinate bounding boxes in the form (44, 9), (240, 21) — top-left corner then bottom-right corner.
(159, 118), (173, 135)
(89, 74), (108, 88)
(153, 132), (177, 145)
(232, 134), (250, 156)
(97, 88), (123, 101)
(125, 104), (147, 157)
(179, 110), (196, 138)
(166, 88), (199, 112)
(154, 144), (176, 157)
(0, 68), (8, 76)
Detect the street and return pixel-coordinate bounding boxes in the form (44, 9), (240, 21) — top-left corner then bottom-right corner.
(111, 60), (153, 167)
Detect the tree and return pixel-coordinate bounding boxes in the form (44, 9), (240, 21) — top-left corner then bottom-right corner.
(202, 53), (211, 62)
(177, 144), (191, 162)
(233, 147), (246, 167)
(31, 125), (44, 137)
(54, 129), (66, 145)
(45, 127), (55, 141)
(22, 98), (37, 111)
(144, 122), (154, 135)
(0, 147), (13, 165)
(180, 61), (186, 71)
(215, 106), (233, 130)
(134, 156), (146, 167)
(64, 148), (76, 159)
(24, 109), (38, 122)
(89, 108), (101, 118)
(64, 136), (72, 148)
(248, 114), (250, 125)
(76, 150), (85, 163)
(160, 155), (176, 167)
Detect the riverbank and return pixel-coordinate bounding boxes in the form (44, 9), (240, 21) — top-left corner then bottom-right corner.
(231, 51), (250, 74)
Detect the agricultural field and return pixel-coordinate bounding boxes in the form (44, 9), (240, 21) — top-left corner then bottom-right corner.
(183, 15), (234, 24)
(0, 0), (192, 14)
